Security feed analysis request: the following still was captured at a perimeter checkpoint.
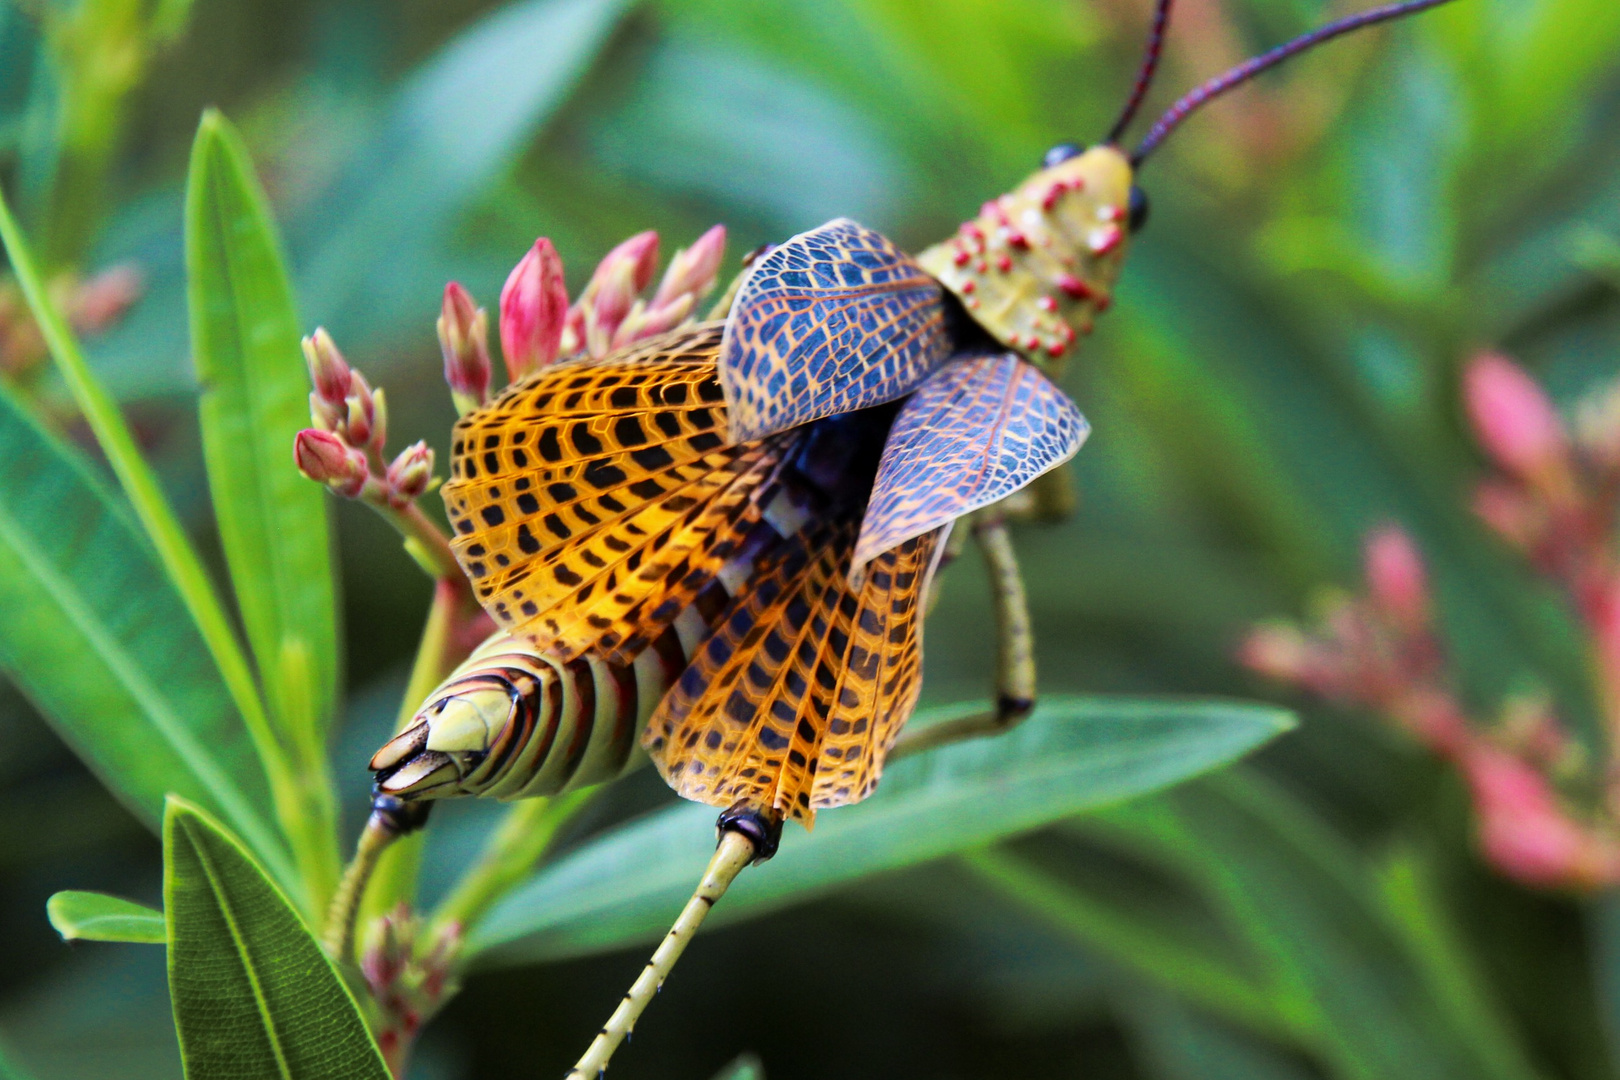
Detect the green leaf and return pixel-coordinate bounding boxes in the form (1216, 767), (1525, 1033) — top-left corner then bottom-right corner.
(0, 181), (291, 881)
(470, 695), (1293, 964)
(0, 1040), (37, 1080)
(186, 109), (338, 766)
(46, 891), (165, 944)
(163, 798), (388, 1080)
(0, 384), (291, 885)
(185, 109), (341, 906)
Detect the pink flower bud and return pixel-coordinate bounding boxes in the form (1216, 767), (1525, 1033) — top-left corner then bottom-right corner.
(611, 293), (695, 351)
(652, 224), (726, 309)
(70, 263), (143, 335)
(601, 230), (660, 294)
(582, 255), (642, 358)
(1464, 352), (1570, 488)
(1461, 743), (1620, 888)
(302, 327), (351, 405)
(386, 441), (435, 505)
(294, 428), (368, 497)
(1237, 623), (1315, 685)
(498, 239), (568, 382)
(438, 282), (492, 415)
(1364, 525), (1429, 632)
(1574, 378), (1620, 475)
(1471, 480), (1544, 552)
(343, 372), (384, 452)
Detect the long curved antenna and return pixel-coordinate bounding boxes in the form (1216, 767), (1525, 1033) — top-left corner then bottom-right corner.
(1132, 0), (1458, 164)
(1104, 0), (1175, 146)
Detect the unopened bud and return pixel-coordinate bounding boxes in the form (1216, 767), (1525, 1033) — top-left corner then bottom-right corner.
(602, 230), (660, 294)
(1472, 480), (1544, 551)
(439, 282), (492, 415)
(612, 293), (695, 351)
(1464, 352), (1571, 492)
(1237, 622), (1315, 685)
(498, 240), (569, 382)
(582, 253), (642, 358)
(1364, 525), (1429, 633)
(574, 231), (660, 358)
(386, 441), (435, 504)
(302, 327), (352, 405)
(343, 372), (384, 452)
(651, 224), (726, 309)
(70, 264), (143, 335)
(1574, 378), (1620, 475)
(1461, 742), (1620, 889)
(295, 429), (368, 497)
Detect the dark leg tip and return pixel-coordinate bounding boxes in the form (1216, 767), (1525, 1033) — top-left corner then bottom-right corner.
(370, 787), (433, 836)
(717, 802), (784, 862)
(996, 694), (1035, 725)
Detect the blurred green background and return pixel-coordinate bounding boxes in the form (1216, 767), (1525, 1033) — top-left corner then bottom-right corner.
(4, 0), (1620, 1077)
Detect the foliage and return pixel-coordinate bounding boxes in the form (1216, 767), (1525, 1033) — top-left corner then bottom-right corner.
(0, 0), (1617, 1078)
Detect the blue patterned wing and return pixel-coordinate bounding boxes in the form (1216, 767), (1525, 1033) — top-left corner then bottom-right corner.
(719, 218), (951, 445)
(852, 352), (1088, 576)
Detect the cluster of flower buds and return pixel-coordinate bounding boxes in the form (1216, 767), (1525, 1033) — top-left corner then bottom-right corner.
(438, 225), (728, 417)
(295, 328), (435, 509)
(359, 906), (461, 1074)
(1242, 350), (1620, 890)
(0, 264), (143, 378)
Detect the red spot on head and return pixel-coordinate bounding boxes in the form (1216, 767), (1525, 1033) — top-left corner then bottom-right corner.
(1040, 183), (1066, 211)
(965, 296), (980, 309)
(952, 248), (971, 267)
(1046, 339), (1067, 358)
(1098, 204), (1123, 223)
(1005, 229), (1029, 249)
(1037, 296), (1057, 312)
(960, 279), (977, 294)
(995, 254), (1012, 272)
(961, 223), (984, 242)
(1056, 273), (1094, 300)
(1089, 225), (1123, 255)
(975, 260), (988, 273)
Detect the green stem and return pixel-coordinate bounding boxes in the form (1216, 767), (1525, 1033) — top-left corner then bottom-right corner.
(0, 184), (307, 898)
(430, 788), (598, 937)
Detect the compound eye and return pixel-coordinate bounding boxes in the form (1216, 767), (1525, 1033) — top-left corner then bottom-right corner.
(1042, 142), (1084, 169)
(1127, 185), (1149, 233)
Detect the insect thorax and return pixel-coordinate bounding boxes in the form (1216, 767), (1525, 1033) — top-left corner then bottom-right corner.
(916, 145), (1133, 373)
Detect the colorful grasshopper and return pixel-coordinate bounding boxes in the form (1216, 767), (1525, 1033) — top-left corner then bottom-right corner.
(358, 0), (1458, 1072)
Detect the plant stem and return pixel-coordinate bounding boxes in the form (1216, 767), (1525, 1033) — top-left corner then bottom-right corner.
(325, 814), (400, 963)
(566, 830), (758, 1079)
(430, 788), (598, 938)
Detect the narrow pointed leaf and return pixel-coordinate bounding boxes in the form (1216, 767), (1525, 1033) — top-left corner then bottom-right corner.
(470, 696), (1293, 964)
(46, 891), (165, 944)
(186, 109), (338, 757)
(163, 799), (388, 1080)
(0, 385), (290, 884)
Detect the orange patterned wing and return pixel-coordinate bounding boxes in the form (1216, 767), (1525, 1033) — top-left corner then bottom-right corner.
(643, 520), (942, 826)
(851, 351), (1087, 576)
(718, 218), (952, 445)
(442, 323), (784, 664)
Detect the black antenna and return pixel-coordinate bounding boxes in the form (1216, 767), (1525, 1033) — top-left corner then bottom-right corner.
(1104, 0), (1175, 146)
(1132, 0), (1458, 164)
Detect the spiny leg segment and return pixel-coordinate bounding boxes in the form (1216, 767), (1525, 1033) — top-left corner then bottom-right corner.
(892, 512), (1036, 760)
(565, 804), (782, 1080)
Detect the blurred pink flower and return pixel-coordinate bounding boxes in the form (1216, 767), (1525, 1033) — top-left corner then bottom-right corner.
(1464, 352), (1571, 492)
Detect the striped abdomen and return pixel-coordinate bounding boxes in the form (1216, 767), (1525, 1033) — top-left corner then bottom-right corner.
(370, 610), (707, 801)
